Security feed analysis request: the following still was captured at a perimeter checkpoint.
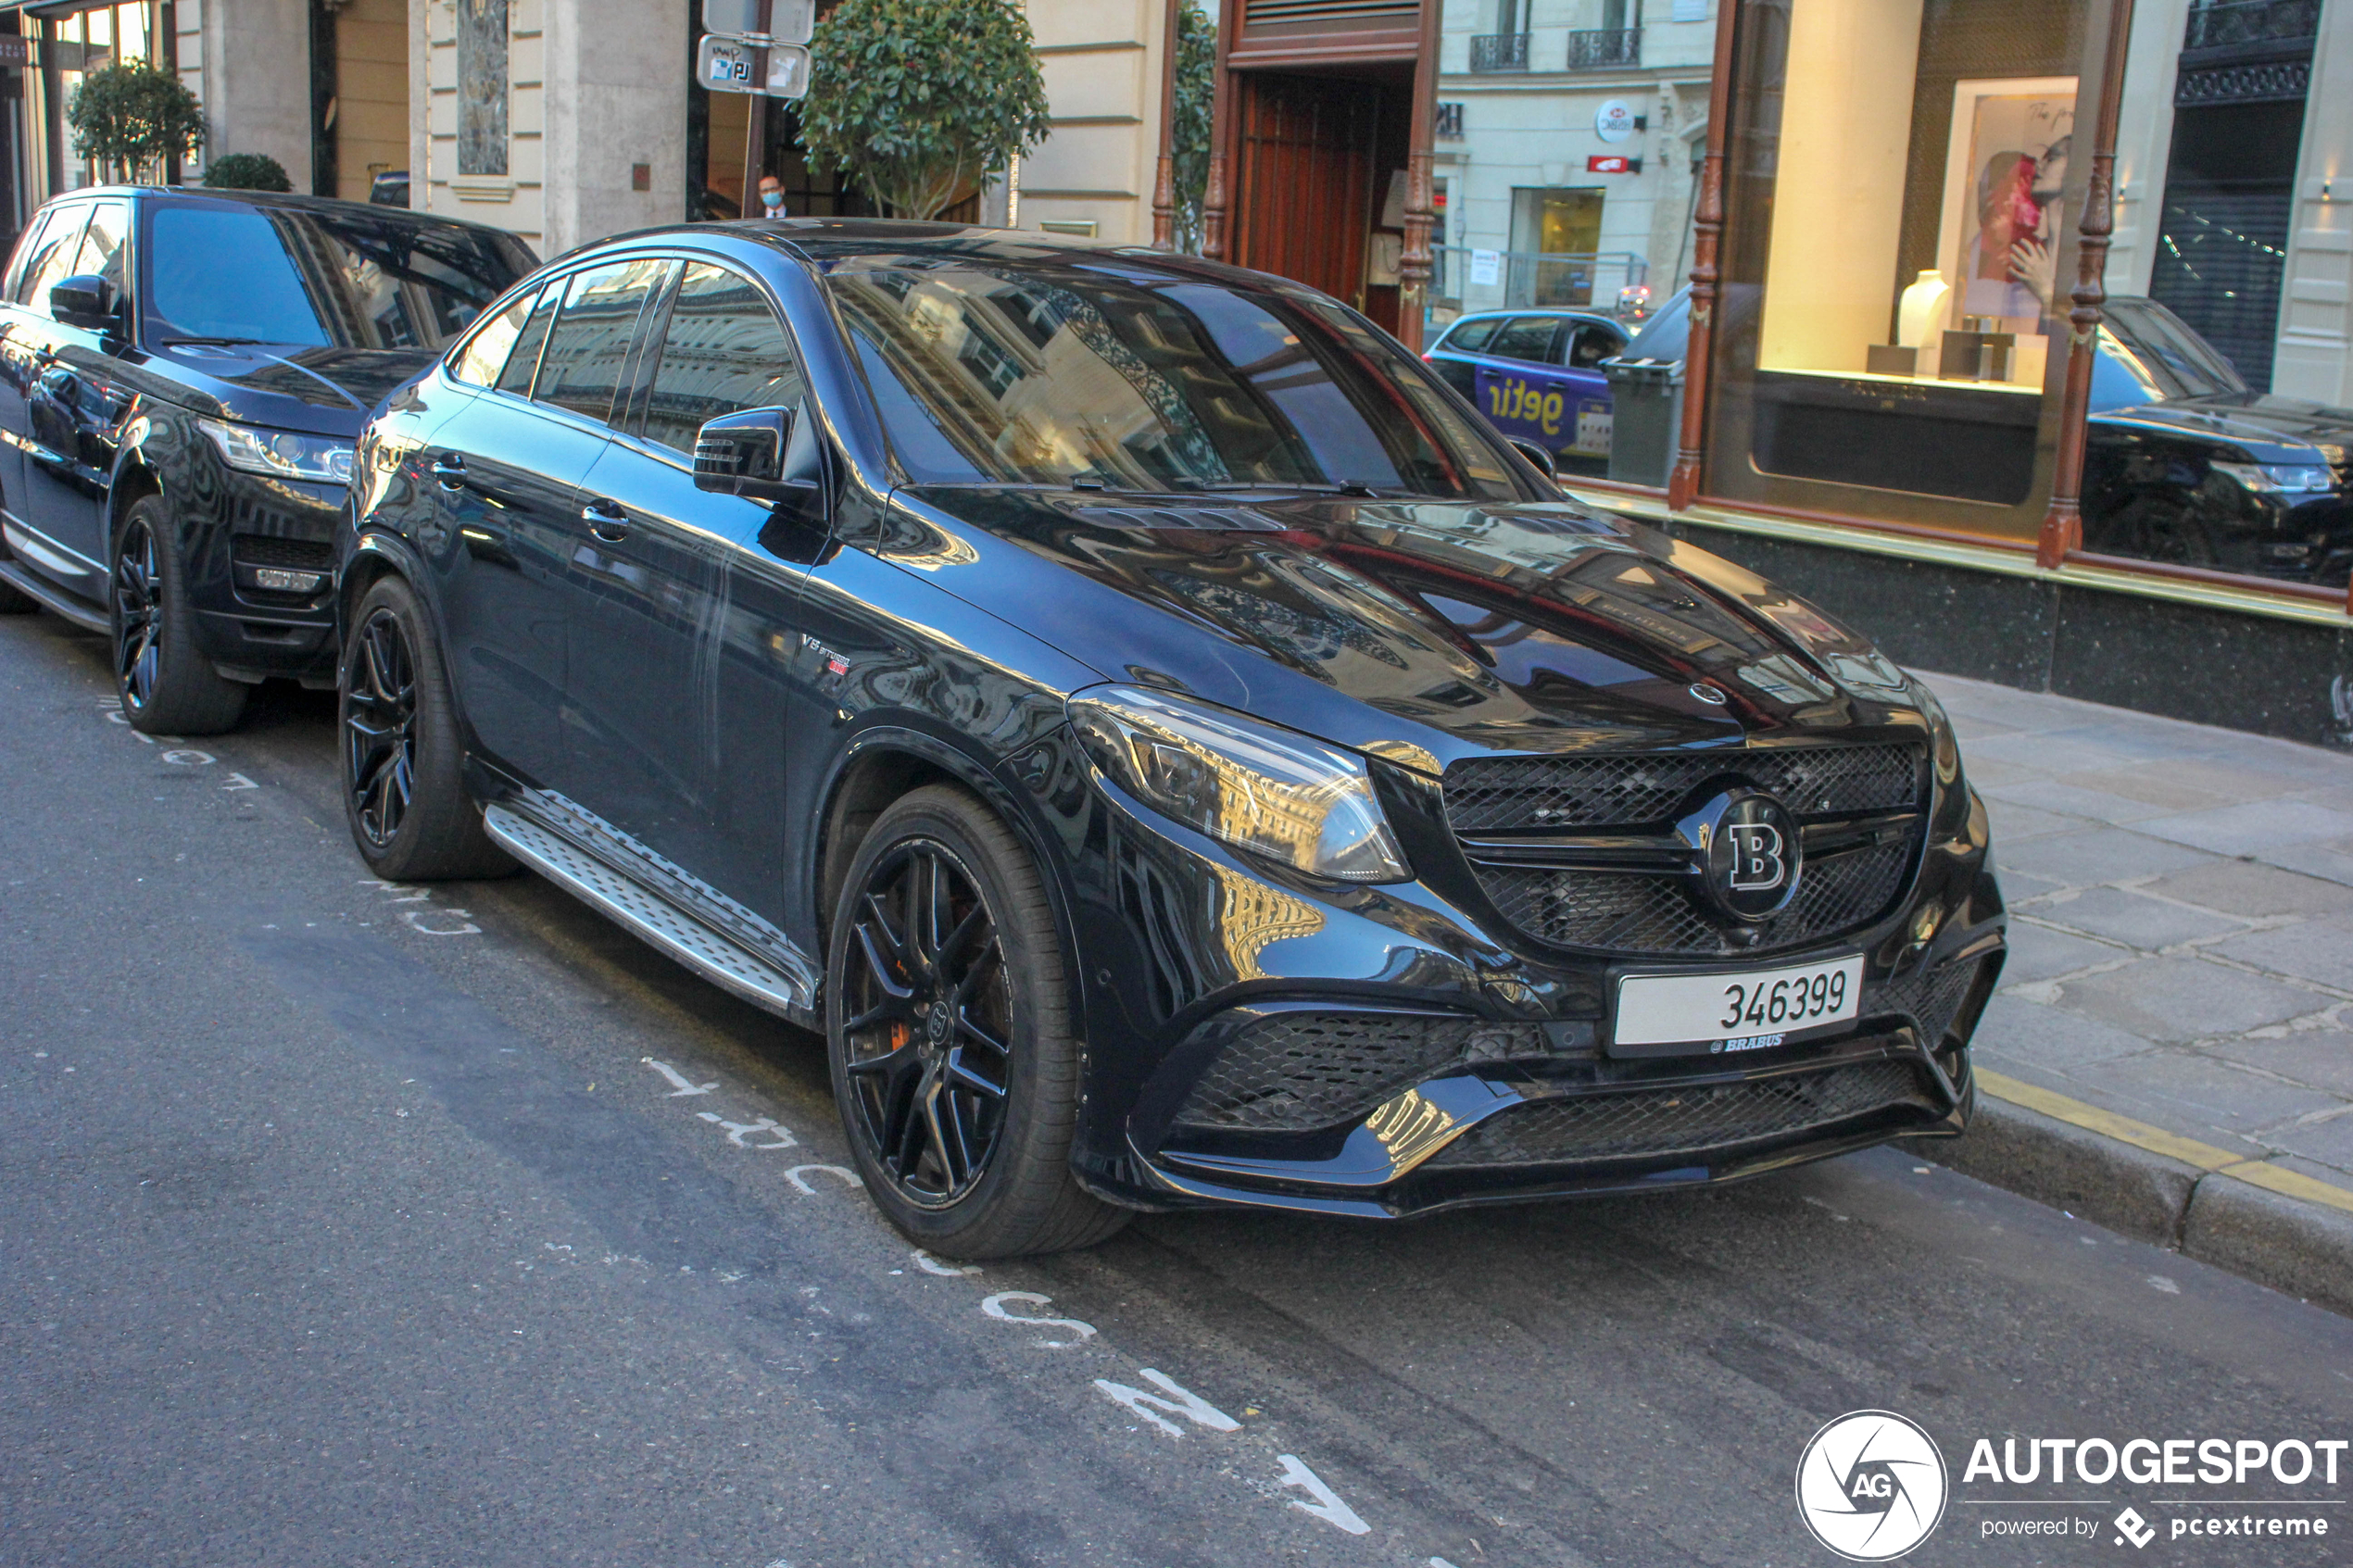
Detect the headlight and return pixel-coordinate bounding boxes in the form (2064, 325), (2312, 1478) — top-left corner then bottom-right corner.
(1068, 684), (1411, 883)
(1912, 684), (1962, 787)
(2211, 460), (2334, 495)
(195, 418), (355, 484)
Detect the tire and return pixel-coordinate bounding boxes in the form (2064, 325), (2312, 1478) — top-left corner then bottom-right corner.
(338, 573), (514, 882)
(826, 784), (1129, 1260)
(112, 496), (246, 734)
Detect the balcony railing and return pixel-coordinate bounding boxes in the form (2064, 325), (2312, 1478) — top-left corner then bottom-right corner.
(2183, 0), (2320, 50)
(1566, 27), (1642, 70)
(1469, 31), (1529, 72)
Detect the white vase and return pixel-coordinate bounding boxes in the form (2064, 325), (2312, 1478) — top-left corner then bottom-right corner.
(1896, 270), (1951, 349)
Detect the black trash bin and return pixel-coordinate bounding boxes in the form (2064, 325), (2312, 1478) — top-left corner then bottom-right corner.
(1602, 355), (1682, 488)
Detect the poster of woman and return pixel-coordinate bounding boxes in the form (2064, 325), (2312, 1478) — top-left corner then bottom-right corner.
(1938, 80), (2077, 323)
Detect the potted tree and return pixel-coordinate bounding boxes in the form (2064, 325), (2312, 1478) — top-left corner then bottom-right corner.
(66, 59), (206, 185)
(798, 0), (1052, 220)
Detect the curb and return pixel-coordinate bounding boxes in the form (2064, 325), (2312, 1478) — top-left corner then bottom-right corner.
(1897, 1069), (2353, 1319)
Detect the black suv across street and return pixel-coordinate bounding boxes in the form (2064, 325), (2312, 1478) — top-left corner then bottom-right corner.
(340, 220), (2005, 1258)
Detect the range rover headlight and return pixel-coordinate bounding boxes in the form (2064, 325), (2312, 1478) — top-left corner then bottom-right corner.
(2211, 460), (2334, 495)
(1068, 684), (1411, 884)
(195, 418), (356, 484)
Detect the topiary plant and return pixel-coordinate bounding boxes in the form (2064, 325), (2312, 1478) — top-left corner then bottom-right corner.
(202, 153), (295, 193)
(798, 0), (1052, 221)
(66, 59), (206, 183)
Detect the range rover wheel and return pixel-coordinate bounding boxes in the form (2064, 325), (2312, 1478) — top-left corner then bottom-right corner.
(826, 784), (1129, 1259)
(339, 574), (512, 882)
(112, 497), (246, 734)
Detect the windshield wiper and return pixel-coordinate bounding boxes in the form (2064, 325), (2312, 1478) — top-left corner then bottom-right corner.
(163, 335), (274, 347)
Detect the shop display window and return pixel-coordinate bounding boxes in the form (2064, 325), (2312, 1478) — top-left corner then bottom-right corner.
(1704, 0), (2092, 540)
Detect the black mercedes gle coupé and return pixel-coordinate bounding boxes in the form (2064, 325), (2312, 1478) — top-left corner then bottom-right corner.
(335, 220), (2004, 1257)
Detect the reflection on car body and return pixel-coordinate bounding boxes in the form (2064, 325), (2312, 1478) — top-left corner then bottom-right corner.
(338, 221), (2003, 1258)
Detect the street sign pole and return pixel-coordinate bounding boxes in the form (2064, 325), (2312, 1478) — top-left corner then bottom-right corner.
(741, 0), (771, 218)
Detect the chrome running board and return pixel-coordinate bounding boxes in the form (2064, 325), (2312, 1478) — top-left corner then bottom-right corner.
(482, 802), (819, 1027)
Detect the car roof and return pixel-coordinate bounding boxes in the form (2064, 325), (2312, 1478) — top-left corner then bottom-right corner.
(39, 183), (522, 238)
(1445, 307), (1619, 324)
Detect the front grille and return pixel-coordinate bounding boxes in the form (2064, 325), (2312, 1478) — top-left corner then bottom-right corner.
(1478, 839), (1914, 956)
(1444, 744), (1922, 833)
(1874, 957), (1982, 1047)
(1175, 1011), (1551, 1132)
(1445, 743), (1927, 957)
(233, 534), (333, 570)
(1425, 1060), (1928, 1169)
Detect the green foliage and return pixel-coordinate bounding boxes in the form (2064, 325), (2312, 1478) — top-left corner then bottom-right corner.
(201, 153), (295, 193)
(65, 59), (206, 182)
(799, 0), (1052, 221)
(1171, 0), (1214, 254)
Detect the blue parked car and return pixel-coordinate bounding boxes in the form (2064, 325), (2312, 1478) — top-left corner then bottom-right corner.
(1423, 308), (1631, 477)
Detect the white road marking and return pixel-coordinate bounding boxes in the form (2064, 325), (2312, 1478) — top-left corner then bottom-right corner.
(1092, 1369), (1237, 1437)
(982, 1291), (1096, 1348)
(1276, 1454), (1369, 1534)
(359, 879), (434, 903)
(639, 1057), (717, 1097)
(221, 772), (258, 791)
(694, 1111), (797, 1149)
(785, 1164), (861, 1195)
(400, 909), (480, 936)
(159, 749), (214, 766)
(912, 1249), (980, 1277)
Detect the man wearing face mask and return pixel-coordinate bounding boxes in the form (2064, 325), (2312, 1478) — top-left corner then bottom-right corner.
(758, 174), (786, 218)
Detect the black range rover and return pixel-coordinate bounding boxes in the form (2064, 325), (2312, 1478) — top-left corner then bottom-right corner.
(340, 221), (2004, 1257)
(0, 187), (535, 733)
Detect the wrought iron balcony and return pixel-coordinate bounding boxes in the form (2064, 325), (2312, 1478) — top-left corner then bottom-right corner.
(2183, 0), (2320, 51)
(1566, 26), (1642, 70)
(1469, 31), (1529, 72)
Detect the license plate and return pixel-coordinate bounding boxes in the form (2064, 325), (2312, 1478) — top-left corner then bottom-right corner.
(1610, 956), (1863, 1059)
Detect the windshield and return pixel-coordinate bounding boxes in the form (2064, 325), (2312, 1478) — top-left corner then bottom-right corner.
(829, 258), (1529, 500)
(144, 203), (535, 350)
(2097, 297), (2246, 402)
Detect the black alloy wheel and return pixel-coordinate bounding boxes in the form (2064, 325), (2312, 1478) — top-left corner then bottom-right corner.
(345, 605), (418, 849)
(826, 785), (1128, 1258)
(108, 495), (246, 734)
(334, 573), (512, 883)
(839, 836), (1014, 1207)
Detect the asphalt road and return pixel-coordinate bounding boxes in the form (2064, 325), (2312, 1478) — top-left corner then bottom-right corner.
(5, 607), (2350, 1568)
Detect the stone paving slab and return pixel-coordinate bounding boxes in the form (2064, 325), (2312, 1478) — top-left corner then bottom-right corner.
(1923, 671), (2353, 1209)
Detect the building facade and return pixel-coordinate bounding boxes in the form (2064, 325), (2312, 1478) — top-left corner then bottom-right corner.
(2106, 0), (2349, 404)
(1432, 0), (1716, 324)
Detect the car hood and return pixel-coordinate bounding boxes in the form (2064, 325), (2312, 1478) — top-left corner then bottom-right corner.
(2092, 391), (2353, 460)
(890, 487), (1933, 771)
(146, 342), (439, 430)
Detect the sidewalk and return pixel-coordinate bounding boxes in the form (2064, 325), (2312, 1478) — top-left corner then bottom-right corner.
(1914, 671), (2353, 1312)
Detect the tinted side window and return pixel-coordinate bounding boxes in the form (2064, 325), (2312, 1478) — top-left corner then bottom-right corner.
(1443, 318), (1499, 354)
(640, 262), (805, 455)
(497, 287), (559, 395)
(534, 259), (665, 424)
(19, 207), (91, 312)
(1486, 317), (1562, 366)
(72, 201), (132, 306)
(451, 283), (539, 386)
(4, 210), (57, 303)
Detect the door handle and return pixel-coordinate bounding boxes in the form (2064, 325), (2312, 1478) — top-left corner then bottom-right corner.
(431, 454), (466, 490)
(582, 499), (630, 543)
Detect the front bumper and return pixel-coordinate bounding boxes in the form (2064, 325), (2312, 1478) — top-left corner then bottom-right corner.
(1050, 735), (2004, 1217)
(181, 468), (344, 683)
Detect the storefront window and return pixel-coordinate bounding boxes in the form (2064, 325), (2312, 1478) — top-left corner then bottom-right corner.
(1705, 0), (2093, 540)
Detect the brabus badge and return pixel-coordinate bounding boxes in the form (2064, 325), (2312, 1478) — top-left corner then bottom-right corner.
(1689, 682), (1729, 705)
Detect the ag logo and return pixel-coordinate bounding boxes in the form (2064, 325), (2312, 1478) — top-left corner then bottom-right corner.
(1794, 1410), (1948, 1561)
(1692, 789), (1801, 921)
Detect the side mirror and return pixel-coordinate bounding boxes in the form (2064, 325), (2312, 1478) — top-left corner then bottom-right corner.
(1507, 438), (1558, 480)
(50, 272), (115, 328)
(695, 404), (825, 517)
